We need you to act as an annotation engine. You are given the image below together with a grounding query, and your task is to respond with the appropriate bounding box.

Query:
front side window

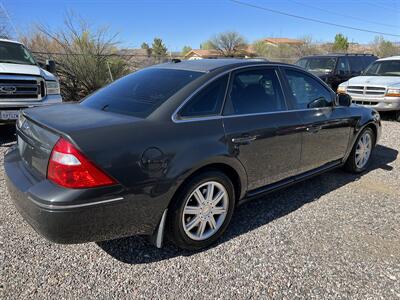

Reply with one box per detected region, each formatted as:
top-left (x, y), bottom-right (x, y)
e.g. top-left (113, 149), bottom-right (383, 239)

top-left (81, 68), bottom-right (203, 118)
top-left (285, 69), bottom-right (333, 109)
top-left (179, 74), bottom-right (229, 118)
top-left (224, 68), bottom-right (286, 115)
top-left (0, 41), bottom-right (36, 65)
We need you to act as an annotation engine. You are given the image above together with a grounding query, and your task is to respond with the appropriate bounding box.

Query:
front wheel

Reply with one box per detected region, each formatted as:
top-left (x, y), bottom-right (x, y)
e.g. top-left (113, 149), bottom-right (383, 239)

top-left (344, 128), bottom-right (375, 173)
top-left (167, 171), bottom-right (235, 250)
top-left (395, 111), bottom-right (400, 122)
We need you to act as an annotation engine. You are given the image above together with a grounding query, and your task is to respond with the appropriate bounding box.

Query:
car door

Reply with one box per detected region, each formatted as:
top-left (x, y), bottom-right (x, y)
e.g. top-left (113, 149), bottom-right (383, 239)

top-left (282, 67), bottom-right (353, 173)
top-left (222, 66), bottom-right (303, 191)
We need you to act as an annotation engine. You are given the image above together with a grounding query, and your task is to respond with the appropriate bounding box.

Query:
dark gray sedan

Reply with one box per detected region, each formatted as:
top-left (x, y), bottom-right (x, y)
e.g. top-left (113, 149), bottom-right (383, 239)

top-left (5, 59), bottom-right (381, 250)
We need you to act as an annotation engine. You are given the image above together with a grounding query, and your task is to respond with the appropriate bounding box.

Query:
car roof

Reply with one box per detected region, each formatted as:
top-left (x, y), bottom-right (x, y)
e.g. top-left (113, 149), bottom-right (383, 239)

top-left (153, 58), bottom-right (288, 73)
top-left (376, 56), bottom-right (400, 61)
top-left (0, 38), bottom-right (22, 45)
top-left (299, 53), bottom-right (377, 59)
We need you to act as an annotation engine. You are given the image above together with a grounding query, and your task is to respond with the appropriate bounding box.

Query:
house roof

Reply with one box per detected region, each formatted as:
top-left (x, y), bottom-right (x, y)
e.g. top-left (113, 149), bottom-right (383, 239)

top-left (184, 47), bottom-right (257, 59)
top-left (184, 49), bottom-right (220, 58)
top-left (264, 38), bottom-right (304, 45)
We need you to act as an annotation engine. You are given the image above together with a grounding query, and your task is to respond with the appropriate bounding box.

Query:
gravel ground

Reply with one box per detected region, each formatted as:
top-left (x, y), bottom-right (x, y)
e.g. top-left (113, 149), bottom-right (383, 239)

top-left (1, 119), bottom-right (399, 299)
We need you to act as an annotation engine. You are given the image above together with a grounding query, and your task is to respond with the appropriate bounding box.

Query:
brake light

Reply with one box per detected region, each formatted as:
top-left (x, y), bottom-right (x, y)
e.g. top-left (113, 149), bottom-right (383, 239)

top-left (47, 138), bottom-right (116, 188)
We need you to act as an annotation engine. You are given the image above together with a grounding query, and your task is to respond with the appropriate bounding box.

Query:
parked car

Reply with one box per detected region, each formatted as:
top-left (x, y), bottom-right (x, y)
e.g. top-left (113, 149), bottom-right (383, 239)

top-left (5, 59), bottom-right (381, 250)
top-left (338, 56), bottom-right (400, 121)
top-left (0, 38), bottom-right (62, 123)
top-left (295, 53), bottom-right (378, 91)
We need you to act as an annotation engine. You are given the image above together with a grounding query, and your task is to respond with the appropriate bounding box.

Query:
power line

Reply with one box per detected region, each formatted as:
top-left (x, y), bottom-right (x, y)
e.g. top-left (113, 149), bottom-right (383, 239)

top-left (288, 0), bottom-right (398, 29)
top-left (228, 0), bottom-right (400, 38)
top-left (365, 1), bottom-right (400, 12)
top-left (0, 2), bottom-right (19, 38)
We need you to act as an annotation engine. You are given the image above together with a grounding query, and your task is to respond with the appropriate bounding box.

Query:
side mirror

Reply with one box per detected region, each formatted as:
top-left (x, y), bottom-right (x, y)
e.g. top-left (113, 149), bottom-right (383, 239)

top-left (337, 94), bottom-right (351, 107)
top-left (308, 97), bottom-right (332, 109)
top-left (46, 60), bottom-right (56, 74)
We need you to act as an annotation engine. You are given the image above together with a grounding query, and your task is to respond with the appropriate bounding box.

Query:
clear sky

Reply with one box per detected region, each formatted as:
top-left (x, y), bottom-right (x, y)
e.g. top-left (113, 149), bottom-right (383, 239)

top-left (3, 0), bottom-right (400, 51)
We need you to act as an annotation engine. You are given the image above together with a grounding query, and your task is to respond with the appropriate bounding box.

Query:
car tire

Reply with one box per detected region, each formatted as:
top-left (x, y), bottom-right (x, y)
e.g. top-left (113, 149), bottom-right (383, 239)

top-left (344, 127), bottom-right (375, 173)
top-left (167, 170), bottom-right (235, 250)
top-left (395, 111), bottom-right (400, 122)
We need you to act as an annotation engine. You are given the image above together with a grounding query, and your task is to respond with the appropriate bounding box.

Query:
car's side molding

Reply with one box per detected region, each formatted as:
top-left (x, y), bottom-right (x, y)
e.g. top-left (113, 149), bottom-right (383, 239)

top-left (243, 159), bottom-right (343, 204)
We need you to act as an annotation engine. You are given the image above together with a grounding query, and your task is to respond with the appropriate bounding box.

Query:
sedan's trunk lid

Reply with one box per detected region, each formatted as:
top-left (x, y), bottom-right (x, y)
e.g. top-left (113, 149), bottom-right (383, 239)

top-left (17, 103), bottom-right (144, 179)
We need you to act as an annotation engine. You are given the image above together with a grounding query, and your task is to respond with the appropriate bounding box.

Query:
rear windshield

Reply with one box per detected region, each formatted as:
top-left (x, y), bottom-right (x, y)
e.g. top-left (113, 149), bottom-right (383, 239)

top-left (81, 68), bottom-right (203, 118)
top-left (296, 57), bottom-right (337, 73)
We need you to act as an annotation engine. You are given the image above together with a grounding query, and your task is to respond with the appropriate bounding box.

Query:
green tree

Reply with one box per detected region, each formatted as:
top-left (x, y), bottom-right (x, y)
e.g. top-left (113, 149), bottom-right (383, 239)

top-left (141, 42), bottom-right (152, 57)
top-left (373, 36), bottom-right (400, 57)
top-left (181, 45), bottom-right (192, 56)
top-left (332, 33), bottom-right (349, 52)
top-left (204, 31), bottom-right (247, 57)
top-left (152, 38), bottom-right (168, 58)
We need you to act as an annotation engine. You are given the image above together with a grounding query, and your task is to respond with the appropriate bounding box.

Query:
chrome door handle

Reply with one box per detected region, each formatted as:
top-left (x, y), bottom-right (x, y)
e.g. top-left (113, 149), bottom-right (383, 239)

top-left (231, 135), bottom-right (257, 145)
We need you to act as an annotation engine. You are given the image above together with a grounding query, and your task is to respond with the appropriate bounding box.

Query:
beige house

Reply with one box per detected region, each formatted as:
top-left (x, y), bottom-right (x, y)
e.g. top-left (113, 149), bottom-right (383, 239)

top-left (184, 49), bottom-right (221, 60)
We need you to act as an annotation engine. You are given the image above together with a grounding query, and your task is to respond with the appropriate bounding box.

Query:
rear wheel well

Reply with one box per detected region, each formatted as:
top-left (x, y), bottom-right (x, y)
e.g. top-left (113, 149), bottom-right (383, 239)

top-left (173, 164), bottom-right (242, 205)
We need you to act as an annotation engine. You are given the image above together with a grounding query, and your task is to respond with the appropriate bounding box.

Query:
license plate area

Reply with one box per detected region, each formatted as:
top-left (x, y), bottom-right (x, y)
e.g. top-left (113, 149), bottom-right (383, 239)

top-left (1, 110), bottom-right (19, 120)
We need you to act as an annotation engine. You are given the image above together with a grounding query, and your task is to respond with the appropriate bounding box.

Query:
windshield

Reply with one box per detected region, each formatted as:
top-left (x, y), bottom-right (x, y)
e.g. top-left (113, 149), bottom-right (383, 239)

top-left (0, 41), bottom-right (37, 65)
top-left (296, 57), bottom-right (337, 73)
top-left (81, 68), bottom-right (203, 118)
top-left (364, 60), bottom-right (400, 76)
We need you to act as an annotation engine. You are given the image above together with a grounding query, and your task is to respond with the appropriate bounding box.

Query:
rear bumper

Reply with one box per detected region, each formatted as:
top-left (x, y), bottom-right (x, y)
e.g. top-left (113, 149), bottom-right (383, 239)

top-left (350, 95), bottom-right (400, 111)
top-left (4, 147), bottom-right (168, 244)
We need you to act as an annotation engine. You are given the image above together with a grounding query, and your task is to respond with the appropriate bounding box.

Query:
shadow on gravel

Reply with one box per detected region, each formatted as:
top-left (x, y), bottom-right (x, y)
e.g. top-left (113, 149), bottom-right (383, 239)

top-left (98, 144), bottom-right (398, 264)
top-left (0, 124), bottom-right (16, 147)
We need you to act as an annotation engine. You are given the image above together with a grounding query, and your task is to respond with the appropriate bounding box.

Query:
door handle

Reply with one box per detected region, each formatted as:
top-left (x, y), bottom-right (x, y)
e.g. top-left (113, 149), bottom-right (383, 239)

top-left (231, 135), bottom-right (257, 145)
top-left (306, 126), bottom-right (322, 134)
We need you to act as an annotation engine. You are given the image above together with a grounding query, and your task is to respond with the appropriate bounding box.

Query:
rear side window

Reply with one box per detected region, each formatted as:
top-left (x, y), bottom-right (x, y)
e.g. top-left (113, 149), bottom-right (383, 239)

top-left (224, 68), bottom-right (286, 115)
top-left (362, 56), bottom-right (377, 69)
top-left (179, 75), bottom-right (229, 118)
top-left (81, 68), bottom-right (202, 118)
top-left (348, 56), bottom-right (365, 74)
top-left (285, 69), bottom-right (333, 109)
top-left (296, 59), bottom-right (307, 68)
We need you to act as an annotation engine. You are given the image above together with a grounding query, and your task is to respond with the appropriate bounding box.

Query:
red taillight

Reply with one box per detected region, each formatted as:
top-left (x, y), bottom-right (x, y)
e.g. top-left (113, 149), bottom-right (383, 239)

top-left (47, 138), bottom-right (116, 189)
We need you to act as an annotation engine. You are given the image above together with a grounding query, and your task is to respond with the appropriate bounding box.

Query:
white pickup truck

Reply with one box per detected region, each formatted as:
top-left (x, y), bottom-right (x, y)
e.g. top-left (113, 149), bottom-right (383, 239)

top-left (338, 56), bottom-right (400, 121)
top-left (0, 38), bottom-right (62, 123)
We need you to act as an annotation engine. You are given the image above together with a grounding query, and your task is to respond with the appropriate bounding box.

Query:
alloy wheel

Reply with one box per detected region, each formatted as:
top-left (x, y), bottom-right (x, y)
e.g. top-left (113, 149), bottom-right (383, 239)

top-left (182, 181), bottom-right (229, 241)
top-left (355, 131), bottom-right (372, 169)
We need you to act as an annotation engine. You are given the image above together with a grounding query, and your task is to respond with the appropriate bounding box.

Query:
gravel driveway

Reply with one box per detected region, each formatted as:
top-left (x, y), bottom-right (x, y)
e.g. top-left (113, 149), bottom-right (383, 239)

top-left (1, 120), bottom-right (399, 299)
